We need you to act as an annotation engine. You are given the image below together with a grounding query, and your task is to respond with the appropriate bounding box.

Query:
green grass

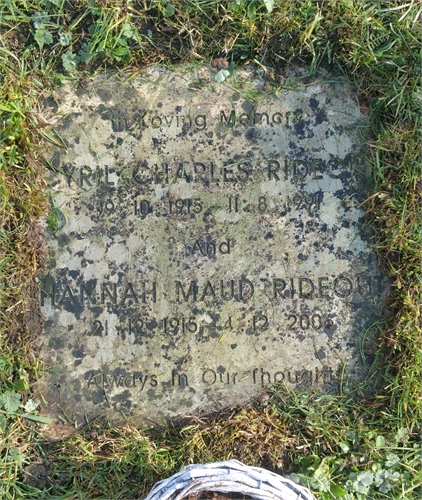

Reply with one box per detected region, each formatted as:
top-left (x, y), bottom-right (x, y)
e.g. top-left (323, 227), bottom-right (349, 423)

top-left (1, 0), bottom-right (421, 499)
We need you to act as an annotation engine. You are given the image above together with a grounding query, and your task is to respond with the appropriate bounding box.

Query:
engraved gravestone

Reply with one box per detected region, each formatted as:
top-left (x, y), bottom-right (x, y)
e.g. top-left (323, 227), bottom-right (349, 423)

top-left (39, 67), bottom-right (385, 428)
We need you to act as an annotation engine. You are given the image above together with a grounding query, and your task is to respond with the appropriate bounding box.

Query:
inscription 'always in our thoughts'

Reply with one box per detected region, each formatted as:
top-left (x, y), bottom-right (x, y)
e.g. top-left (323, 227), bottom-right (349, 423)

top-left (86, 366), bottom-right (337, 394)
top-left (80, 365), bottom-right (338, 419)
top-left (39, 70), bottom-right (383, 427)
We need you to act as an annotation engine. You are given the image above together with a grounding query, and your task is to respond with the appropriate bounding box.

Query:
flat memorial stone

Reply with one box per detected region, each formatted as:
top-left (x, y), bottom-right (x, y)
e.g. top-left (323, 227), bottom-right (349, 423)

top-left (39, 67), bottom-right (386, 429)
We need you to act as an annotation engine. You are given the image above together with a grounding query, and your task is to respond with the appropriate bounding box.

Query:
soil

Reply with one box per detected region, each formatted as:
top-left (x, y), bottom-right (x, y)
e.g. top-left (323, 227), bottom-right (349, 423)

top-left (22, 463), bottom-right (49, 490)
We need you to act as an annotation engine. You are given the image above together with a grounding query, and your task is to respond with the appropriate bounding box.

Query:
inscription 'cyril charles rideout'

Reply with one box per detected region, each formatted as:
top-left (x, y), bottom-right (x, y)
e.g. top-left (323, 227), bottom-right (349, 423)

top-left (39, 67), bottom-right (385, 429)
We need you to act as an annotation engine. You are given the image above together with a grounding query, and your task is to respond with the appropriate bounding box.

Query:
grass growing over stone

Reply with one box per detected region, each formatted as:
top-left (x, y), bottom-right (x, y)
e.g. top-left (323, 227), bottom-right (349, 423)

top-left (0, 1), bottom-right (421, 498)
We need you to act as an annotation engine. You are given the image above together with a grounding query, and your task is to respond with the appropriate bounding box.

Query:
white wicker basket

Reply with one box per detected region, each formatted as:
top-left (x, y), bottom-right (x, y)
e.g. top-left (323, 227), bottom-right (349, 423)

top-left (144, 460), bottom-right (315, 500)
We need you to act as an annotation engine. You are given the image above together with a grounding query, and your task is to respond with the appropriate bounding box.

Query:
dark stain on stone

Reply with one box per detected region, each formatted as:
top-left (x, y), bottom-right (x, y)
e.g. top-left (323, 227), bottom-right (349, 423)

top-left (87, 388), bottom-right (104, 406)
top-left (178, 122), bottom-right (190, 137)
top-left (161, 379), bottom-right (172, 389)
top-left (64, 298), bottom-right (84, 319)
top-left (72, 379), bottom-right (81, 393)
top-left (315, 110), bottom-right (328, 125)
top-left (98, 103), bottom-right (113, 120)
top-left (147, 318), bottom-right (159, 331)
top-left (49, 336), bottom-right (65, 349)
top-left (61, 114), bottom-right (82, 133)
top-left (44, 96), bottom-right (59, 113)
top-left (295, 118), bottom-right (311, 138)
top-left (147, 388), bottom-right (159, 399)
top-left (245, 128), bottom-right (258, 142)
top-left (90, 306), bottom-right (103, 316)
top-left (317, 348), bottom-right (327, 359)
top-left (97, 88), bottom-right (113, 102)
top-left (309, 98), bottom-right (319, 110)
top-left (44, 318), bottom-right (54, 329)
top-left (58, 234), bottom-right (71, 246)
top-left (112, 390), bottom-right (132, 409)
top-left (241, 101), bottom-right (254, 113)
top-left (50, 154), bottom-right (61, 169)
top-left (72, 346), bottom-right (85, 359)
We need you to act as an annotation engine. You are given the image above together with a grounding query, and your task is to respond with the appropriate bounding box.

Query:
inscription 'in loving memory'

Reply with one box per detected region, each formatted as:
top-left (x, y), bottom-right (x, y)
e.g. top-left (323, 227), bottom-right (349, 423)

top-left (100, 107), bottom-right (312, 132)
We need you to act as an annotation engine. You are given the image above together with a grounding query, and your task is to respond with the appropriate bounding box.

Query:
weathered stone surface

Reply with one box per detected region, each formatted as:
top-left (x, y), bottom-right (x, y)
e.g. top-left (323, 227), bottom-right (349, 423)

top-left (39, 66), bottom-right (386, 429)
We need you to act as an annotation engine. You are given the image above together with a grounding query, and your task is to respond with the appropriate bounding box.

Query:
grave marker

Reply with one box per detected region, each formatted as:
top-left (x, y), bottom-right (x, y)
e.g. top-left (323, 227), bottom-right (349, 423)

top-left (39, 67), bottom-right (385, 429)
